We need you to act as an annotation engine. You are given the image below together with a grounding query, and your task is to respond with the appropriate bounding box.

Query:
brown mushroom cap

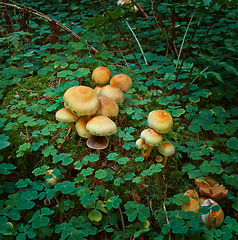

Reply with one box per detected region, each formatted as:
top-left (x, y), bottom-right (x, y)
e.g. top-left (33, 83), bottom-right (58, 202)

top-left (99, 85), bottom-right (124, 103)
top-left (92, 66), bottom-right (111, 85)
top-left (75, 117), bottom-right (92, 139)
top-left (147, 110), bottom-right (173, 133)
top-left (86, 116), bottom-right (117, 136)
top-left (55, 108), bottom-right (78, 122)
top-left (63, 86), bottom-right (100, 116)
top-left (95, 97), bottom-right (119, 117)
top-left (110, 74), bottom-right (132, 92)
top-left (158, 142), bottom-right (175, 156)
top-left (87, 135), bottom-right (109, 150)
top-left (140, 129), bottom-right (163, 146)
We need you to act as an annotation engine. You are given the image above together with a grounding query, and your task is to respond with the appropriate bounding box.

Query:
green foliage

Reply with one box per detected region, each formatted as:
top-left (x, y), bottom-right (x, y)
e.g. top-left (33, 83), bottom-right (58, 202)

top-left (0, 0), bottom-right (237, 239)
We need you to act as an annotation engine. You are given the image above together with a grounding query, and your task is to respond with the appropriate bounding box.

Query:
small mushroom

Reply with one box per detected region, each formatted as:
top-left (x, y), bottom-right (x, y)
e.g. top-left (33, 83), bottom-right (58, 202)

top-left (201, 198), bottom-right (224, 229)
top-left (147, 110), bottom-right (173, 133)
top-left (87, 135), bottom-right (109, 155)
top-left (75, 117), bottom-right (92, 139)
top-left (63, 85), bottom-right (100, 116)
top-left (86, 116), bottom-right (117, 156)
top-left (140, 129), bottom-right (163, 160)
top-left (99, 85), bottom-right (124, 103)
top-left (45, 169), bottom-right (58, 186)
top-left (92, 66), bottom-right (111, 85)
top-left (110, 73), bottom-right (132, 92)
top-left (181, 189), bottom-right (200, 213)
top-left (55, 107), bottom-right (78, 132)
top-left (95, 97), bottom-right (119, 117)
top-left (158, 142), bottom-right (175, 167)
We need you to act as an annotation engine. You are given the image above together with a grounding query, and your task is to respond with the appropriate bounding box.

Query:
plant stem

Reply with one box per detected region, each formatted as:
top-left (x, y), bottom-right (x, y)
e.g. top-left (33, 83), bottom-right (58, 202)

top-left (0, 1), bottom-right (81, 41)
top-left (125, 20), bottom-right (148, 66)
top-left (176, 8), bottom-right (196, 69)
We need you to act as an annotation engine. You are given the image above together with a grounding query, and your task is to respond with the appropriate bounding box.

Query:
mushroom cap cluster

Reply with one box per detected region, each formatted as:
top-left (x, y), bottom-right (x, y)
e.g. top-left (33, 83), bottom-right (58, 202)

top-left (136, 109), bottom-right (175, 164)
top-left (55, 66), bottom-right (133, 152)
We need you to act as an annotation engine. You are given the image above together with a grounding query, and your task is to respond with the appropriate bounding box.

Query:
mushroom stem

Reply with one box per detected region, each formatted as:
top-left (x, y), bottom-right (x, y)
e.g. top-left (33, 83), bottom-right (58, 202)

top-left (162, 156), bottom-right (168, 167)
top-left (141, 148), bottom-right (146, 158)
top-left (144, 146), bottom-right (153, 159)
top-left (96, 149), bottom-right (101, 156)
top-left (69, 122), bottom-right (77, 133)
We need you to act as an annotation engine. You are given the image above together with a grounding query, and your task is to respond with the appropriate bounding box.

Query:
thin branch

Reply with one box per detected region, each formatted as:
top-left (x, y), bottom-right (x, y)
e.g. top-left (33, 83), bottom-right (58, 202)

top-left (0, 1), bottom-right (81, 41)
top-left (98, 0), bottom-right (141, 69)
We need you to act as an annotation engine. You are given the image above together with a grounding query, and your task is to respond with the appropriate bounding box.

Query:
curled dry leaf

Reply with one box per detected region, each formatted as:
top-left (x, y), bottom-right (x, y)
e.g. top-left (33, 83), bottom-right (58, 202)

top-left (195, 177), bottom-right (228, 202)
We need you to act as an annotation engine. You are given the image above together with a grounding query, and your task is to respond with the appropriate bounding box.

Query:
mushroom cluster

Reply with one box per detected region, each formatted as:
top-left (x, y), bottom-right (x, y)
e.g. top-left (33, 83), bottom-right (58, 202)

top-left (55, 66), bottom-right (133, 154)
top-left (181, 188), bottom-right (225, 229)
top-left (136, 110), bottom-right (175, 166)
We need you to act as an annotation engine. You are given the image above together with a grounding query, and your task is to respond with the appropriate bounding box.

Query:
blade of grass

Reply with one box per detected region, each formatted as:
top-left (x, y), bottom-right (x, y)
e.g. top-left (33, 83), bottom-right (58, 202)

top-left (125, 20), bottom-right (148, 66)
top-left (176, 8), bottom-right (196, 69)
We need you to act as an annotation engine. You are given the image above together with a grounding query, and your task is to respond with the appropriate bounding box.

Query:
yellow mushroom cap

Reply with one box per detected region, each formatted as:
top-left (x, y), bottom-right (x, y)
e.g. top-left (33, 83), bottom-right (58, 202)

top-left (63, 86), bottom-right (100, 116)
top-left (136, 138), bottom-right (144, 149)
top-left (45, 169), bottom-right (58, 185)
top-left (158, 142), bottom-right (175, 156)
top-left (184, 189), bottom-right (199, 199)
top-left (86, 116), bottom-right (117, 136)
top-left (94, 86), bottom-right (103, 96)
top-left (92, 66), bottom-right (111, 85)
top-left (99, 85), bottom-right (124, 103)
top-left (140, 129), bottom-right (163, 146)
top-left (75, 117), bottom-right (92, 139)
top-left (95, 97), bottom-right (119, 117)
top-left (110, 74), bottom-right (132, 92)
top-left (181, 197), bottom-right (200, 213)
top-left (147, 110), bottom-right (173, 133)
top-left (55, 108), bottom-right (78, 122)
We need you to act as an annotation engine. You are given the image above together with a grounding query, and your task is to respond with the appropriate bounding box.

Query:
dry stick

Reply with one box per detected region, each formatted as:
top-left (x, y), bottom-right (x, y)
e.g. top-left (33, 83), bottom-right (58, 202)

top-left (0, 1), bottom-right (81, 41)
top-left (178, 23), bottom-right (213, 102)
top-left (13, 6), bottom-right (24, 53)
top-left (0, 27), bottom-right (16, 55)
top-left (150, 0), bottom-right (175, 55)
top-left (117, 45), bottom-right (130, 67)
top-left (131, 0), bottom-right (157, 29)
top-left (163, 182), bottom-right (171, 240)
top-left (98, 0), bottom-right (141, 69)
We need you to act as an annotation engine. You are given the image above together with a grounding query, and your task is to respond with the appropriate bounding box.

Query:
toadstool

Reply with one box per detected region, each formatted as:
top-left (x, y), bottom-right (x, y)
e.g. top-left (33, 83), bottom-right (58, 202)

top-left (55, 107), bottom-right (78, 132)
top-left (95, 97), bottom-right (119, 117)
top-left (140, 129), bottom-right (163, 159)
top-left (110, 73), bottom-right (132, 92)
top-left (63, 85), bottom-right (100, 116)
top-left (158, 142), bottom-right (175, 167)
top-left (147, 110), bottom-right (173, 133)
top-left (99, 85), bottom-right (124, 103)
top-left (92, 66), bottom-right (111, 85)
